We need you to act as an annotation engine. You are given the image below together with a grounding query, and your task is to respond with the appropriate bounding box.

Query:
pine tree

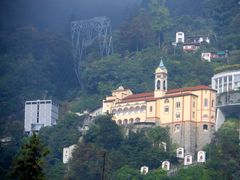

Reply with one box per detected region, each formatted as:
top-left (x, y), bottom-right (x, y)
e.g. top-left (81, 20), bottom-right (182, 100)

top-left (10, 133), bottom-right (49, 180)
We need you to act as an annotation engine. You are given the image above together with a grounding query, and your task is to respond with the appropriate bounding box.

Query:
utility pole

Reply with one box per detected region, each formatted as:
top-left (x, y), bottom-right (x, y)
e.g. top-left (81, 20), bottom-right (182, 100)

top-left (101, 151), bottom-right (106, 180)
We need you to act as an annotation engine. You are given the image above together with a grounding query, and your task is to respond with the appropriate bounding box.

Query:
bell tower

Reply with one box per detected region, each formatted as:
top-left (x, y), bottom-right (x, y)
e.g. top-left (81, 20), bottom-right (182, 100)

top-left (154, 58), bottom-right (168, 98)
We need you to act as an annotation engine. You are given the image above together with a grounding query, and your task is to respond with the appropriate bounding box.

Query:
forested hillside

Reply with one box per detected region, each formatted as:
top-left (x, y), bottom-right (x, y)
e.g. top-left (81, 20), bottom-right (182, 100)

top-left (0, 0), bottom-right (240, 179)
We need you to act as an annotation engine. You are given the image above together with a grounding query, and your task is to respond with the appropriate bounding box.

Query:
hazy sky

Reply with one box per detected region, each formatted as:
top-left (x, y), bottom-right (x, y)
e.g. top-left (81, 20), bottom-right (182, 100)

top-left (0, 0), bottom-right (141, 31)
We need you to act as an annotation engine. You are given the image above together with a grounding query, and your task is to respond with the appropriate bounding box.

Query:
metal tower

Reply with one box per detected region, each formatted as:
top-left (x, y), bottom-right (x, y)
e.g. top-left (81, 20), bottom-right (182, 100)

top-left (71, 16), bottom-right (113, 83)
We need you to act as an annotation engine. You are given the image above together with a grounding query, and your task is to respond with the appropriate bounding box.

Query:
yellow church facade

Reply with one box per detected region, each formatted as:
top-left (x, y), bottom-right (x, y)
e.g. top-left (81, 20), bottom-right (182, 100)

top-left (102, 60), bottom-right (216, 154)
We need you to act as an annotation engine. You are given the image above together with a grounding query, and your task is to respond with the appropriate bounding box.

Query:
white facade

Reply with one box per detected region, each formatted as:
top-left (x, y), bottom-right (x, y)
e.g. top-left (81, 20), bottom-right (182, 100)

top-left (140, 166), bottom-right (149, 175)
top-left (162, 161), bottom-right (170, 170)
top-left (197, 151), bottom-right (206, 163)
top-left (184, 155), bottom-right (193, 165)
top-left (176, 147), bottom-right (184, 158)
top-left (183, 43), bottom-right (200, 52)
top-left (24, 100), bottom-right (58, 134)
top-left (211, 70), bottom-right (240, 94)
top-left (176, 32), bottom-right (185, 43)
top-left (201, 53), bottom-right (211, 62)
top-left (63, 144), bottom-right (77, 164)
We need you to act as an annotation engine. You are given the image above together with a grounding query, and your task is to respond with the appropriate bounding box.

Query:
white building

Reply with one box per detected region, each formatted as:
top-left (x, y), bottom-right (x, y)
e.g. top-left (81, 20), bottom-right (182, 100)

top-left (201, 52), bottom-right (212, 62)
top-left (197, 151), bottom-right (206, 163)
top-left (63, 144), bottom-right (77, 164)
top-left (184, 155), bottom-right (193, 165)
top-left (162, 161), bottom-right (170, 170)
top-left (176, 32), bottom-right (185, 43)
top-left (182, 43), bottom-right (200, 52)
top-left (186, 35), bottom-right (210, 44)
top-left (24, 100), bottom-right (58, 134)
top-left (140, 166), bottom-right (149, 175)
top-left (176, 147), bottom-right (184, 159)
top-left (201, 51), bottom-right (228, 62)
top-left (211, 70), bottom-right (240, 94)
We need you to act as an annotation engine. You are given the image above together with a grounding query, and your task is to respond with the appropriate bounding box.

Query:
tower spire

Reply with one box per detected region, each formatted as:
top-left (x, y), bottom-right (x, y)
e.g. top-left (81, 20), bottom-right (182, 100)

top-left (154, 57), bottom-right (168, 98)
top-left (159, 57), bottom-right (165, 69)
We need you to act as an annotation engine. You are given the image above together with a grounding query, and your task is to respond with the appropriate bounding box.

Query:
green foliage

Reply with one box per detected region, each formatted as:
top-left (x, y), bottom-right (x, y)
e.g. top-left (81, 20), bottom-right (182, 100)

top-left (67, 115), bottom-right (174, 179)
top-left (84, 114), bottom-right (123, 150)
top-left (206, 119), bottom-right (240, 179)
top-left (10, 134), bottom-right (49, 180)
top-left (68, 143), bottom-right (105, 180)
top-left (0, 27), bottom-right (77, 117)
top-left (171, 165), bottom-right (211, 180)
top-left (214, 64), bottom-right (240, 74)
top-left (115, 165), bottom-right (142, 180)
top-left (148, 0), bottom-right (172, 47)
top-left (116, 9), bottom-right (155, 52)
top-left (38, 113), bottom-right (85, 180)
top-left (69, 94), bottom-right (102, 113)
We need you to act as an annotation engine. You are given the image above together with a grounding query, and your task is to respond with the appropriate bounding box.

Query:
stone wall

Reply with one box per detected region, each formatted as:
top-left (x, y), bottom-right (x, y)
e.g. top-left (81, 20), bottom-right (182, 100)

top-left (166, 122), bottom-right (214, 156)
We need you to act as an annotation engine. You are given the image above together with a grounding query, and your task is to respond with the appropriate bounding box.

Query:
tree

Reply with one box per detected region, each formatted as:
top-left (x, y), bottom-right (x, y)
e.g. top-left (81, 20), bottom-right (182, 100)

top-left (116, 9), bottom-right (155, 52)
top-left (84, 114), bottom-right (123, 150)
top-left (10, 133), bottom-right (49, 180)
top-left (148, 0), bottom-right (171, 48)
top-left (68, 143), bottom-right (107, 180)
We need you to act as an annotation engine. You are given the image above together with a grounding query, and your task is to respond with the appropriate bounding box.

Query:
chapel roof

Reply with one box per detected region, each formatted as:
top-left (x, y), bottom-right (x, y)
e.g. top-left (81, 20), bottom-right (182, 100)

top-left (117, 85), bottom-right (214, 104)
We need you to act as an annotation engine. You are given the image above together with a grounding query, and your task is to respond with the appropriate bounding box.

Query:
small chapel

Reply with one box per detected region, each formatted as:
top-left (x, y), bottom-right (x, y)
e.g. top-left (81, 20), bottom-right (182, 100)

top-left (102, 59), bottom-right (216, 154)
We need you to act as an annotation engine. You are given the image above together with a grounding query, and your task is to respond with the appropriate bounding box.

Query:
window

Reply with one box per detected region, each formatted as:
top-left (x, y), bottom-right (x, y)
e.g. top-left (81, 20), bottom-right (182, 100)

top-left (193, 101), bottom-right (195, 108)
top-left (164, 106), bottom-right (169, 113)
top-left (164, 99), bottom-right (169, 103)
top-left (176, 112), bottom-right (180, 119)
top-left (192, 112), bottom-right (195, 119)
top-left (203, 114), bottom-right (208, 120)
top-left (157, 80), bottom-right (161, 90)
top-left (174, 124), bottom-right (181, 132)
top-left (163, 81), bottom-right (166, 90)
top-left (204, 99), bottom-right (208, 107)
top-left (176, 102), bottom-right (181, 109)
top-left (150, 106), bottom-right (153, 113)
top-left (211, 100), bottom-right (214, 107)
top-left (203, 124), bottom-right (208, 130)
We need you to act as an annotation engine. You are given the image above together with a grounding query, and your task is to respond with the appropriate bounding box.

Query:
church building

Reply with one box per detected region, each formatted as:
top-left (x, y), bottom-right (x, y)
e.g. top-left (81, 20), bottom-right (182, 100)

top-left (102, 60), bottom-right (216, 155)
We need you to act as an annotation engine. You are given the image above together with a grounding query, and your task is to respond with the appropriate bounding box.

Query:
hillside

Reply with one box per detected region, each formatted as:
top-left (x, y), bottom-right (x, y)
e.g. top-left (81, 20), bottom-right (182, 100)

top-left (0, 0), bottom-right (240, 179)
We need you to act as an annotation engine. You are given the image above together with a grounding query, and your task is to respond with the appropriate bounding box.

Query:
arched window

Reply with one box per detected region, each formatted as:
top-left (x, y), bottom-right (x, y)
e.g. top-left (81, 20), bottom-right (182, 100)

top-left (129, 118), bottom-right (134, 124)
top-left (203, 124), bottom-right (208, 130)
top-left (164, 99), bottom-right (169, 103)
top-left (211, 100), bottom-right (214, 107)
top-left (123, 119), bottom-right (128, 125)
top-left (117, 120), bottom-right (122, 125)
top-left (157, 80), bottom-right (161, 90)
top-left (203, 114), bottom-right (208, 120)
top-left (163, 80), bottom-right (166, 90)
top-left (174, 124), bottom-right (181, 132)
top-left (135, 118), bottom-right (140, 123)
top-left (204, 98), bottom-right (208, 107)
top-left (149, 106), bottom-right (153, 113)
top-left (135, 106), bottom-right (140, 113)
top-left (129, 107), bottom-right (134, 114)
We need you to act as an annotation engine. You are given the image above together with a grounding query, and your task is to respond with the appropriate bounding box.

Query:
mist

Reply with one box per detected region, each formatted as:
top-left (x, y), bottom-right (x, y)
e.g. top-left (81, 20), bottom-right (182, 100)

top-left (0, 0), bottom-right (141, 32)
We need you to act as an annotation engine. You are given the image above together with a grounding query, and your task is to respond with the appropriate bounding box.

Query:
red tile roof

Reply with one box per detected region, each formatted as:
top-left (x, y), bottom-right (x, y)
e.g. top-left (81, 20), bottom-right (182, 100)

top-left (166, 85), bottom-right (214, 94)
top-left (118, 92), bottom-right (154, 103)
top-left (123, 92), bottom-right (154, 100)
top-left (160, 92), bottom-right (197, 99)
top-left (113, 85), bottom-right (214, 104)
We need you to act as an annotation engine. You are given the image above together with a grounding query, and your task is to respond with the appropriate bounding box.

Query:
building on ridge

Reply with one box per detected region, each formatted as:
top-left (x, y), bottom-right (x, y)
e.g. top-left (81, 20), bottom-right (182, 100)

top-left (24, 100), bottom-right (59, 134)
top-left (102, 59), bottom-right (216, 155)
